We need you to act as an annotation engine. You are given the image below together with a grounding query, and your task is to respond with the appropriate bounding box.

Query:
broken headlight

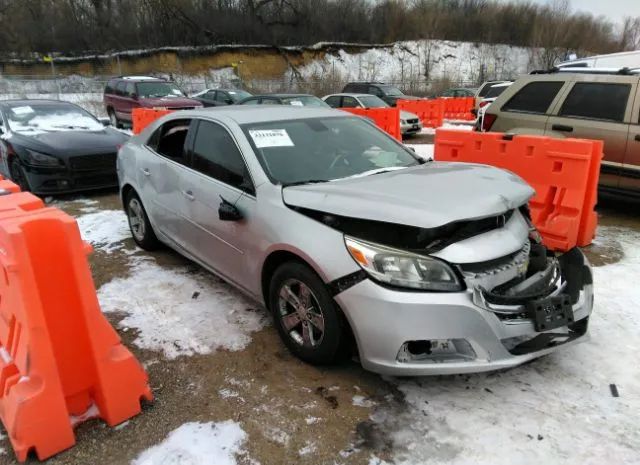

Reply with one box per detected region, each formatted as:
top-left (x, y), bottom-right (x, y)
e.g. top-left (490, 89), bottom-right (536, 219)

top-left (345, 236), bottom-right (462, 291)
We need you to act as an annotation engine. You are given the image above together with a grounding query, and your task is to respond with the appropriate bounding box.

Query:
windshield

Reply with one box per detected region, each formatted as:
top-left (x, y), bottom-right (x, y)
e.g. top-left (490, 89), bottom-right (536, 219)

top-left (4, 102), bottom-right (103, 134)
top-left (381, 86), bottom-right (404, 97)
top-left (280, 96), bottom-right (330, 107)
top-left (358, 95), bottom-right (389, 108)
top-left (137, 82), bottom-right (185, 98)
top-left (228, 90), bottom-right (252, 102)
top-left (243, 117), bottom-right (420, 185)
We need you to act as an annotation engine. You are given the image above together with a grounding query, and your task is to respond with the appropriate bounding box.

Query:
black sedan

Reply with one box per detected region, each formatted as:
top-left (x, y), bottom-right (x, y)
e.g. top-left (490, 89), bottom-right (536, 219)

top-left (0, 100), bottom-right (129, 195)
top-left (190, 88), bottom-right (252, 107)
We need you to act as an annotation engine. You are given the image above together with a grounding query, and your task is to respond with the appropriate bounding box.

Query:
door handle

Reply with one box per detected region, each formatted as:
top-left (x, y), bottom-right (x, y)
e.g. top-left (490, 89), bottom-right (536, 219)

top-left (635, 134), bottom-right (640, 142)
top-left (183, 190), bottom-right (195, 201)
top-left (552, 124), bottom-right (573, 133)
top-left (141, 168), bottom-right (151, 176)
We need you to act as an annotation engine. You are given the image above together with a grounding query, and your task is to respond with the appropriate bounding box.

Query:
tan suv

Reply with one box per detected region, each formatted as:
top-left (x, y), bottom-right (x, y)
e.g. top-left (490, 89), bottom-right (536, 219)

top-left (479, 68), bottom-right (640, 194)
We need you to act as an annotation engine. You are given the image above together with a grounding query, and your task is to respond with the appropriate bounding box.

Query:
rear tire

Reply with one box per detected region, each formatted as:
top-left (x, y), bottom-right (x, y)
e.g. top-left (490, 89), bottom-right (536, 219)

top-left (125, 190), bottom-right (160, 250)
top-left (9, 158), bottom-right (31, 192)
top-left (269, 261), bottom-right (349, 365)
top-left (108, 108), bottom-right (123, 129)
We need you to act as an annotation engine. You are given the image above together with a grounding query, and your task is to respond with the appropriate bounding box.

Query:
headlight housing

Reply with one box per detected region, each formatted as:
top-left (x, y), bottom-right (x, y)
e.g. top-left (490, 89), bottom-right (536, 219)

top-left (345, 236), bottom-right (463, 291)
top-left (23, 149), bottom-right (62, 167)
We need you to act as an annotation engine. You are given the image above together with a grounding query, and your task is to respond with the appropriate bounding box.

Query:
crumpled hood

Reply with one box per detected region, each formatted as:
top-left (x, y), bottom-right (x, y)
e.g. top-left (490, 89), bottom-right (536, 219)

top-left (283, 163), bottom-right (534, 229)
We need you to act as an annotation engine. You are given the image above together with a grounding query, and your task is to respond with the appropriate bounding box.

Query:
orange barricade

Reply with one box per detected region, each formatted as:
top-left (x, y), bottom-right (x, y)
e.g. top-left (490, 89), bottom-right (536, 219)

top-left (132, 107), bottom-right (174, 135)
top-left (0, 180), bottom-right (21, 194)
top-left (397, 99), bottom-right (444, 128)
top-left (0, 194), bottom-right (152, 461)
top-left (442, 97), bottom-right (475, 121)
top-left (341, 107), bottom-right (401, 140)
top-left (434, 129), bottom-right (603, 251)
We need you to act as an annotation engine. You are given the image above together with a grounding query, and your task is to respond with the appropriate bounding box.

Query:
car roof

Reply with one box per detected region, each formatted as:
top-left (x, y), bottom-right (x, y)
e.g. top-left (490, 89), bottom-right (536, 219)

top-left (112, 76), bottom-right (165, 82)
top-left (162, 105), bottom-right (351, 125)
top-left (325, 93), bottom-right (372, 98)
top-left (248, 94), bottom-right (316, 98)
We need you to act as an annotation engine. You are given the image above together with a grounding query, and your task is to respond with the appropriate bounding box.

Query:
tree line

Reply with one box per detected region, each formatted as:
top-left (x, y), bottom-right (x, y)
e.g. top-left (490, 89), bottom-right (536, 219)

top-left (0, 0), bottom-right (637, 61)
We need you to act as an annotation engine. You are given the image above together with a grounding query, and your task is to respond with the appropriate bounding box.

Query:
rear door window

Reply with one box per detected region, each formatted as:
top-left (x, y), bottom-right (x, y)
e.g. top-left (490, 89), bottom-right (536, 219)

top-left (105, 80), bottom-right (117, 94)
top-left (502, 81), bottom-right (564, 114)
top-left (115, 82), bottom-right (126, 97)
top-left (125, 82), bottom-right (136, 98)
top-left (324, 96), bottom-right (341, 108)
top-left (215, 91), bottom-right (229, 103)
top-left (559, 83), bottom-right (631, 122)
top-left (191, 120), bottom-right (253, 193)
top-left (150, 119), bottom-right (192, 166)
top-left (342, 96), bottom-right (359, 108)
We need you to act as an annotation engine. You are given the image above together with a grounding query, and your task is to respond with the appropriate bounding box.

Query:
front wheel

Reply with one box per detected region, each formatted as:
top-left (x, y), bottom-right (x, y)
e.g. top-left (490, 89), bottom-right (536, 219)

top-left (269, 261), bottom-right (350, 365)
top-left (125, 191), bottom-right (160, 250)
top-left (9, 158), bottom-right (31, 192)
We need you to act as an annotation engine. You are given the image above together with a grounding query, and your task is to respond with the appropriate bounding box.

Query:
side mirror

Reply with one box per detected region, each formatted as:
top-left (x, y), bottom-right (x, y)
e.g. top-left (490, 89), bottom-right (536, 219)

top-left (219, 196), bottom-right (243, 221)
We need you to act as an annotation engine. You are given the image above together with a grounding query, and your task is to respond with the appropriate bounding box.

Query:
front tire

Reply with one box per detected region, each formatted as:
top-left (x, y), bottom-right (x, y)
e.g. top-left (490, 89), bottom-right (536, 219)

top-left (9, 158), bottom-right (31, 192)
top-left (269, 261), bottom-right (349, 365)
top-left (125, 190), bottom-right (160, 250)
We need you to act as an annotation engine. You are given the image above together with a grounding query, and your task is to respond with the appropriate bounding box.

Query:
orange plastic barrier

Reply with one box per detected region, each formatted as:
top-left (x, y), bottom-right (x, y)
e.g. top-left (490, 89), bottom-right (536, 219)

top-left (0, 194), bottom-right (152, 461)
top-left (341, 107), bottom-right (401, 140)
top-left (434, 129), bottom-right (603, 251)
top-left (442, 97), bottom-right (475, 121)
top-left (397, 99), bottom-right (444, 128)
top-left (0, 180), bottom-right (21, 194)
top-left (132, 107), bottom-right (174, 134)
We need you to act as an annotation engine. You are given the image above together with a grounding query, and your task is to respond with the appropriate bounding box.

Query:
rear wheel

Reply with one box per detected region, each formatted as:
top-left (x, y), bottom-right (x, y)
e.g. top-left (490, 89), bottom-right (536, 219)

top-left (108, 108), bottom-right (122, 129)
top-left (9, 158), bottom-right (31, 192)
top-left (269, 261), bottom-right (349, 365)
top-left (125, 190), bottom-right (160, 250)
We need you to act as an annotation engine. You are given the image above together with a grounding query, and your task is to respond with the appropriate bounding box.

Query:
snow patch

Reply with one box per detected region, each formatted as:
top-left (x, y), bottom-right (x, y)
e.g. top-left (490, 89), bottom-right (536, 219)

top-left (98, 258), bottom-right (268, 359)
top-left (299, 441), bottom-right (318, 456)
top-left (352, 395), bottom-right (376, 408)
top-left (132, 421), bottom-right (248, 465)
top-left (76, 209), bottom-right (130, 253)
top-left (405, 144), bottom-right (434, 161)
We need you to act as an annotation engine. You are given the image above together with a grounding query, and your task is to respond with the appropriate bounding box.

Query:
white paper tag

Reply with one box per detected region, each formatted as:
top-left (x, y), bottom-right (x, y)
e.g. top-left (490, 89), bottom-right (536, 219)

top-left (289, 101), bottom-right (304, 107)
top-left (249, 129), bottom-right (294, 148)
top-left (11, 106), bottom-right (34, 115)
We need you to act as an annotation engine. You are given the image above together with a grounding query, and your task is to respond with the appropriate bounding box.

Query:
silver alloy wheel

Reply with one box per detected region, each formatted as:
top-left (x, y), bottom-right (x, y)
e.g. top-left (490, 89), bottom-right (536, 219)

top-left (278, 279), bottom-right (325, 348)
top-left (128, 198), bottom-right (146, 242)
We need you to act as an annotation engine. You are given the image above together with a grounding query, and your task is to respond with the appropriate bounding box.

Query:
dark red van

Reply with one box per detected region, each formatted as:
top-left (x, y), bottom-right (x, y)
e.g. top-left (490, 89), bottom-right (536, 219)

top-left (104, 76), bottom-right (202, 128)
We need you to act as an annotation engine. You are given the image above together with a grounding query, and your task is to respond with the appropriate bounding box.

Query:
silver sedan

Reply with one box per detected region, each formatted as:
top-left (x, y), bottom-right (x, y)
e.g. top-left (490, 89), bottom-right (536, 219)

top-left (118, 106), bottom-right (593, 375)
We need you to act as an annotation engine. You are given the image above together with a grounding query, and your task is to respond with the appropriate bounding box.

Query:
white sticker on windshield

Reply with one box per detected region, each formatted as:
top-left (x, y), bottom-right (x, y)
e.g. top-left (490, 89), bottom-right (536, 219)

top-left (289, 100), bottom-right (304, 107)
top-left (249, 129), bottom-right (294, 148)
top-left (11, 106), bottom-right (34, 115)
top-left (171, 89), bottom-right (182, 95)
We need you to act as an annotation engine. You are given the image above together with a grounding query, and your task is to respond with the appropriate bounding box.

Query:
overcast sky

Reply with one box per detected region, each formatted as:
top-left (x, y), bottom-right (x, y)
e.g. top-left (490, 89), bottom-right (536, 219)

top-left (501, 0), bottom-right (640, 25)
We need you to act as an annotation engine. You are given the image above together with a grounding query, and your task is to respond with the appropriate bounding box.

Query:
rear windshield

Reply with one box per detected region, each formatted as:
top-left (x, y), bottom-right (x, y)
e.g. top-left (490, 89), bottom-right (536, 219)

top-left (137, 82), bottom-right (185, 98)
top-left (280, 96), bottom-right (330, 107)
top-left (479, 82), bottom-right (503, 97)
top-left (380, 86), bottom-right (404, 97)
top-left (228, 90), bottom-right (252, 102)
top-left (358, 95), bottom-right (389, 108)
top-left (485, 84), bottom-right (511, 99)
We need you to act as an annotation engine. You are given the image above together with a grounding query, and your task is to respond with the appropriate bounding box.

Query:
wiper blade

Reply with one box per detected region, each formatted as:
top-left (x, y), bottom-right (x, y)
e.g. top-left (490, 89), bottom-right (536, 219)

top-left (282, 179), bottom-right (328, 187)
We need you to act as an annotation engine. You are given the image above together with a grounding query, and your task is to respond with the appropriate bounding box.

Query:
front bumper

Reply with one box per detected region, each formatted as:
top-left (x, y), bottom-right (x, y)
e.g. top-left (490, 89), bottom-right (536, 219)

top-left (335, 248), bottom-right (593, 376)
top-left (21, 155), bottom-right (118, 195)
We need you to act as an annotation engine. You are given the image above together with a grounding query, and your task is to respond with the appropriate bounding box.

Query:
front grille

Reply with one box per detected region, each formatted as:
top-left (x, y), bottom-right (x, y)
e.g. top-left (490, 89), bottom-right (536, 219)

top-left (69, 153), bottom-right (117, 171)
top-left (74, 173), bottom-right (118, 188)
top-left (407, 118), bottom-right (419, 124)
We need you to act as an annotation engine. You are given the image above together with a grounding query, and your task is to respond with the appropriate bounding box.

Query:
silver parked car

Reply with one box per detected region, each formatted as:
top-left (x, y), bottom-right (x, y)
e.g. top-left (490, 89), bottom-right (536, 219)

top-left (322, 93), bottom-right (423, 136)
top-left (118, 106), bottom-right (594, 375)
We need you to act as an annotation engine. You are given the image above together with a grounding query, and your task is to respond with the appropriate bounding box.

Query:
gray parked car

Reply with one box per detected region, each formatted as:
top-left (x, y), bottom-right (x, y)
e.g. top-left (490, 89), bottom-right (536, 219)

top-left (118, 106), bottom-right (594, 375)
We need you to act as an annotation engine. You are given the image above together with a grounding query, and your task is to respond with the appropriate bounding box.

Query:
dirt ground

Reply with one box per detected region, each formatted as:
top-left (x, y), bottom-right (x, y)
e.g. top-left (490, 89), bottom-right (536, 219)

top-left (0, 187), bottom-right (636, 465)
